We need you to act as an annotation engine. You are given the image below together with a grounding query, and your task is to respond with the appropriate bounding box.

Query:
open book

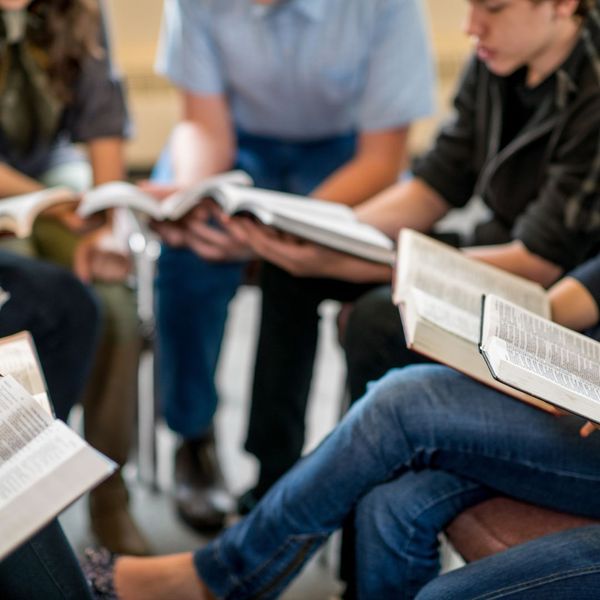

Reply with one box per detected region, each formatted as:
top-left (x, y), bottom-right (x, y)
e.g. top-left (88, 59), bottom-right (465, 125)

top-left (393, 229), bottom-right (558, 412)
top-left (0, 333), bottom-right (115, 560)
top-left (0, 187), bottom-right (78, 238)
top-left (78, 170), bottom-right (254, 222)
top-left (78, 174), bottom-right (396, 265)
top-left (480, 295), bottom-right (600, 423)
top-left (0, 331), bottom-right (52, 414)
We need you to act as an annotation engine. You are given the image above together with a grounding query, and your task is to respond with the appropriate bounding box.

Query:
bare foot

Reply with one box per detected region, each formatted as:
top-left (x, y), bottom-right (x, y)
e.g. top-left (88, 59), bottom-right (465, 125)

top-left (113, 553), bottom-right (216, 600)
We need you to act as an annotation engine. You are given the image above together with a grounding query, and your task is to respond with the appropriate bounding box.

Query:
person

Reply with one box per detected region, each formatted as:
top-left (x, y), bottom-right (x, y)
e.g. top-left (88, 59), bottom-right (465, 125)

top-left (225, 0), bottom-right (600, 504)
top-left (0, 0), bottom-right (148, 554)
top-left (86, 255), bottom-right (600, 598)
top-left (150, 0), bottom-right (436, 529)
top-left (0, 253), bottom-right (99, 600)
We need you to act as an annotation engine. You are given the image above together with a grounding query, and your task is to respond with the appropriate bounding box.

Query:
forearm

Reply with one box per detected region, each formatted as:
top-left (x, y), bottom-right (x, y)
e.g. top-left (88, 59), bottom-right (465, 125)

top-left (87, 137), bottom-right (126, 185)
top-left (464, 241), bottom-right (563, 287)
top-left (171, 93), bottom-right (236, 186)
top-left (318, 254), bottom-right (393, 283)
top-left (171, 121), bottom-right (235, 185)
top-left (0, 163), bottom-right (43, 197)
top-left (549, 277), bottom-right (599, 331)
top-left (312, 128), bottom-right (409, 206)
top-left (355, 178), bottom-right (450, 239)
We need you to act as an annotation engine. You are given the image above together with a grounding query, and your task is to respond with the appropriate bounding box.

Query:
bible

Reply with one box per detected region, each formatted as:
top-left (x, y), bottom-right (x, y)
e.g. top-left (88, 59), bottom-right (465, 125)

top-left (78, 173), bottom-right (395, 265)
top-left (77, 170), bottom-right (254, 222)
top-left (0, 187), bottom-right (78, 238)
top-left (393, 229), bottom-right (558, 412)
top-left (0, 332), bottom-right (115, 560)
top-left (480, 294), bottom-right (600, 423)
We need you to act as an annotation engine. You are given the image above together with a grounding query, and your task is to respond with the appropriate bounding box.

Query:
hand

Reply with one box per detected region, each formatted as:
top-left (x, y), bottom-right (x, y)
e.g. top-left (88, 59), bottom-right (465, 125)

top-left (580, 421), bottom-right (600, 437)
top-left (153, 200), bottom-right (254, 261)
top-left (43, 200), bottom-right (106, 235)
top-left (232, 218), bottom-right (392, 282)
top-left (73, 226), bottom-right (132, 283)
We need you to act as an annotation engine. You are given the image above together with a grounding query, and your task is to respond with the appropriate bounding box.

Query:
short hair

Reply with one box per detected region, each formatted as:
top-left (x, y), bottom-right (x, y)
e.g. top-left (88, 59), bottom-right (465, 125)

top-left (530, 0), bottom-right (596, 17)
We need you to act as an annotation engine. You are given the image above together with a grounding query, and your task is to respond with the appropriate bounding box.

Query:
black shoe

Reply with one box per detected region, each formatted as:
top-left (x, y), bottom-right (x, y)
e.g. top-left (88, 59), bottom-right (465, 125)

top-left (174, 430), bottom-right (234, 532)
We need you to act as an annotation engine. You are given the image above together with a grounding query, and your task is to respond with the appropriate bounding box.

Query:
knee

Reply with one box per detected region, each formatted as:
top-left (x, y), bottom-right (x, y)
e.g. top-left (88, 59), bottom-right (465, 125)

top-left (352, 365), bottom-right (433, 423)
top-left (50, 267), bottom-right (100, 333)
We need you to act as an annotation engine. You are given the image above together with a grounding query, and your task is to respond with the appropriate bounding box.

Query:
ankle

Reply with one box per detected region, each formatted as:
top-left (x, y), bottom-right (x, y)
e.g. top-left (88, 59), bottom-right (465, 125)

top-left (114, 553), bottom-right (214, 600)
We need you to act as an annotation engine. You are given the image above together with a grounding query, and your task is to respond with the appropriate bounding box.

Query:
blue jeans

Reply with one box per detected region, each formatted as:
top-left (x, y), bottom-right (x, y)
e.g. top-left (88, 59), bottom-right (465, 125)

top-left (153, 131), bottom-right (356, 437)
top-left (193, 365), bottom-right (600, 599)
top-left (417, 525), bottom-right (600, 599)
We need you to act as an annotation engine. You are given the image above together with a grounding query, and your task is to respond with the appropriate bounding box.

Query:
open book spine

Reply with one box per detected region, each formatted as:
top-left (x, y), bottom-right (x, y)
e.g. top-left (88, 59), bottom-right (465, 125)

top-left (397, 294), bottom-right (560, 414)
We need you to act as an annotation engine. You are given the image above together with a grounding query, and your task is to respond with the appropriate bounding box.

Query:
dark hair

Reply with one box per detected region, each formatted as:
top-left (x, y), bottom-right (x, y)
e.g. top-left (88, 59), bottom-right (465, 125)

top-left (25, 0), bottom-right (101, 102)
top-left (575, 0), bottom-right (596, 17)
top-left (530, 0), bottom-right (596, 17)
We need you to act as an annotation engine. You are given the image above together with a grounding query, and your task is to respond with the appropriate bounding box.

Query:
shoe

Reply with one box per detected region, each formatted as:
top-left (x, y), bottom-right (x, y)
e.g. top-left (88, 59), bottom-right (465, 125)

top-left (80, 547), bottom-right (118, 600)
top-left (174, 430), bottom-right (234, 532)
top-left (89, 472), bottom-right (152, 556)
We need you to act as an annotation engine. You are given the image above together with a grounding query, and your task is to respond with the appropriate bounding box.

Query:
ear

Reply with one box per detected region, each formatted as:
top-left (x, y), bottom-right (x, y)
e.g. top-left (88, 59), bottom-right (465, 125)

top-left (554, 0), bottom-right (582, 18)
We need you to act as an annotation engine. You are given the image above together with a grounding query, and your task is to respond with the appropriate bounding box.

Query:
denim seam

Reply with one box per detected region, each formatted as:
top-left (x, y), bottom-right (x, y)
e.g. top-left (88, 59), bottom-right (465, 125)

top-left (400, 479), bottom-right (486, 587)
top-left (223, 531), bottom-right (328, 599)
top-left (469, 564), bottom-right (600, 599)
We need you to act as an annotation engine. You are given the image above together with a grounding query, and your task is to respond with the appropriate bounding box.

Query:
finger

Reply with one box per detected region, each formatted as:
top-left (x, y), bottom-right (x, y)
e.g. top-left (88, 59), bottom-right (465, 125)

top-left (186, 219), bottom-right (234, 247)
top-left (221, 215), bottom-right (251, 244)
top-left (151, 221), bottom-right (186, 246)
top-left (183, 231), bottom-right (231, 261)
top-left (580, 422), bottom-right (599, 437)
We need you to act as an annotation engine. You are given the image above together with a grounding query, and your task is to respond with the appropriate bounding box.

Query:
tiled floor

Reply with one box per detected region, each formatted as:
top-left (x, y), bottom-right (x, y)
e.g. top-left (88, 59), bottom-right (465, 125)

top-left (61, 285), bottom-right (347, 598)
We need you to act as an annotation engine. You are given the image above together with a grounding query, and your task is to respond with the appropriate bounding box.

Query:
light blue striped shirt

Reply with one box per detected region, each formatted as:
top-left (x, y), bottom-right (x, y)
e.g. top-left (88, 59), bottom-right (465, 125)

top-left (156, 0), bottom-right (436, 140)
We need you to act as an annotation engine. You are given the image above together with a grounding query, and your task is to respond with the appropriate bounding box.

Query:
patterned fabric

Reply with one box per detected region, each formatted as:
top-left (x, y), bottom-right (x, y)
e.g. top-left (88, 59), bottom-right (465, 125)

top-left (80, 547), bottom-right (118, 600)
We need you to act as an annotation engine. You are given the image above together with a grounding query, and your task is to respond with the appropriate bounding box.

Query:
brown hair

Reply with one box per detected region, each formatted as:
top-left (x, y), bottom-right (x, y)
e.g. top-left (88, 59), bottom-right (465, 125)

top-left (25, 0), bottom-right (102, 102)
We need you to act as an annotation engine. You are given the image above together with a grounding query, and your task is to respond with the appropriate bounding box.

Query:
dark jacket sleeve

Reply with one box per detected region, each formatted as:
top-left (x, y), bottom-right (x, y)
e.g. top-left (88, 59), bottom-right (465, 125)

top-left (412, 56), bottom-right (480, 209)
top-left (67, 1), bottom-right (130, 142)
top-left (512, 92), bottom-right (600, 271)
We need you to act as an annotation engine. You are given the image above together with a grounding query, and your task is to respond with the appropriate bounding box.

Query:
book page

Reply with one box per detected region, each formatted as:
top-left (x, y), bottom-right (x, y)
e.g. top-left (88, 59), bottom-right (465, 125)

top-left (488, 338), bottom-right (600, 403)
top-left (162, 170), bottom-right (254, 220)
top-left (0, 187), bottom-right (77, 238)
top-left (482, 295), bottom-right (600, 385)
top-left (0, 376), bottom-right (114, 559)
top-left (411, 288), bottom-right (481, 342)
top-left (209, 184), bottom-right (395, 261)
top-left (396, 230), bottom-right (549, 316)
top-left (213, 184), bottom-right (355, 221)
top-left (0, 332), bottom-right (50, 413)
top-left (0, 376), bottom-right (53, 465)
top-left (78, 182), bottom-right (162, 220)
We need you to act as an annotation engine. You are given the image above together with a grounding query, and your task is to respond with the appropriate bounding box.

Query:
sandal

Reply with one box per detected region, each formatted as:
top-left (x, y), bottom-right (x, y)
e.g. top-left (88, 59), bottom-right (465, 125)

top-left (80, 546), bottom-right (119, 600)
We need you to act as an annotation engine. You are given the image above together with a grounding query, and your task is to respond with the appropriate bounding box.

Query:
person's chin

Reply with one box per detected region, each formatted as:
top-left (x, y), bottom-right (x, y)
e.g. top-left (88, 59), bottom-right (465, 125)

top-left (483, 58), bottom-right (518, 77)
